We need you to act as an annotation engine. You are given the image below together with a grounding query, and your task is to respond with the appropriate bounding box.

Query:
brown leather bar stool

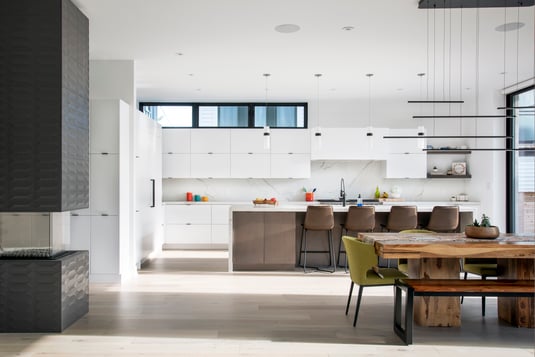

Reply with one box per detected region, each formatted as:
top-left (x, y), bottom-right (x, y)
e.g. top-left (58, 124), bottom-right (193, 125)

top-left (298, 205), bottom-right (335, 273)
top-left (337, 206), bottom-right (376, 272)
top-left (380, 206), bottom-right (417, 267)
top-left (383, 206), bottom-right (418, 232)
top-left (426, 206), bottom-right (459, 232)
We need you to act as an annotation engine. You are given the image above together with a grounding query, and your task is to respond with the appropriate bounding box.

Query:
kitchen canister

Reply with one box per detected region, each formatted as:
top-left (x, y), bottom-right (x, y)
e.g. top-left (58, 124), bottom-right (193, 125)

top-left (194, 194), bottom-right (201, 202)
top-left (186, 192), bottom-right (193, 201)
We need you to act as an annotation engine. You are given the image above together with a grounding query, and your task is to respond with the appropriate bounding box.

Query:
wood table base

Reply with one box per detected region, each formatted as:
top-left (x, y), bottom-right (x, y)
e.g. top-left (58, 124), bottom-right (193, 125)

top-left (408, 258), bottom-right (461, 327)
top-left (498, 258), bottom-right (535, 328)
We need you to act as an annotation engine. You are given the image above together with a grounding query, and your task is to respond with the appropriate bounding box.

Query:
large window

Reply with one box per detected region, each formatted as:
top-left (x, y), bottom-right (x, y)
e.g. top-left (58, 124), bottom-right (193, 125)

top-left (507, 86), bottom-right (535, 233)
top-left (139, 102), bottom-right (307, 128)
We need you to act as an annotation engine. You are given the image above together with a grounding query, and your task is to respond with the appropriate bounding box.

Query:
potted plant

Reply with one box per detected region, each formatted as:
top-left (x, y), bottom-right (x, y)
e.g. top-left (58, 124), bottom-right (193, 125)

top-left (465, 214), bottom-right (500, 239)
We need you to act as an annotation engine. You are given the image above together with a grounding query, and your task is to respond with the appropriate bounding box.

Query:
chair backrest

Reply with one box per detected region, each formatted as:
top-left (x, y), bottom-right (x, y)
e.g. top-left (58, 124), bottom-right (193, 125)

top-left (303, 205), bottom-right (334, 230)
top-left (386, 206), bottom-right (418, 232)
top-left (342, 236), bottom-right (378, 285)
top-left (344, 206), bottom-right (375, 232)
top-left (426, 206), bottom-right (459, 232)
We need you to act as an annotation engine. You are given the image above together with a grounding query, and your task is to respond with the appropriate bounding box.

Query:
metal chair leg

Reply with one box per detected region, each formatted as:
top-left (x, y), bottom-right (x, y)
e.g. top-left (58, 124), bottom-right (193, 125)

top-left (353, 285), bottom-right (364, 327)
top-left (345, 281), bottom-right (354, 315)
top-left (482, 275), bottom-right (487, 316)
top-left (461, 271), bottom-right (468, 303)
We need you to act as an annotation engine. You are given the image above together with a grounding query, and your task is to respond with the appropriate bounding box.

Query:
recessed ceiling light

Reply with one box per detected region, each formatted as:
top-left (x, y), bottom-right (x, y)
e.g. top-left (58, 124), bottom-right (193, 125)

top-left (274, 24), bottom-right (300, 34)
top-left (342, 26), bottom-right (354, 31)
top-left (495, 22), bottom-right (525, 32)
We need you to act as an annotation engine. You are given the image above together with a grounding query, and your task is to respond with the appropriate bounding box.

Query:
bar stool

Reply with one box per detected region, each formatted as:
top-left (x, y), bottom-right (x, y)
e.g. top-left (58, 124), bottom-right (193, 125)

top-left (380, 206), bottom-right (417, 267)
top-left (298, 205), bottom-right (335, 273)
top-left (426, 206), bottom-right (459, 232)
top-left (337, 206), bottom-right (375, 272)
top-left (382, 206), bottom-right (418, 232)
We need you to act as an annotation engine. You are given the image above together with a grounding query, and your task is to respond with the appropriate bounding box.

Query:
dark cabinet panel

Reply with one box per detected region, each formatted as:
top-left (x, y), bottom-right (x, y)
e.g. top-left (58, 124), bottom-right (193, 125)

top-left (0, 0), bottom-right (89, 212)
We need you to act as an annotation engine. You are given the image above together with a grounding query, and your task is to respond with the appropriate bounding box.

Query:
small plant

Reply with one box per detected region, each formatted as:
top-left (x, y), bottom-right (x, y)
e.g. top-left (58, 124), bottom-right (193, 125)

top-left (470, 214), bottom-right (492, 227)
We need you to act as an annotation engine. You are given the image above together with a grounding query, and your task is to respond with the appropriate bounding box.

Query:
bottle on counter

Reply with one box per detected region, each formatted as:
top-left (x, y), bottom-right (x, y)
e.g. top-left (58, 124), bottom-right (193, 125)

top-left (375, 186), bottom-right (380, 199)
top-left (357, 194), bottom-right (363, 207)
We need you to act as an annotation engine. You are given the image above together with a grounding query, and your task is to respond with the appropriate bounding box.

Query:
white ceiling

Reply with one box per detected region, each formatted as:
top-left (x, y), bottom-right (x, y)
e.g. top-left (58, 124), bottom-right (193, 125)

top-left (73, 0), bottom-right (534, 103)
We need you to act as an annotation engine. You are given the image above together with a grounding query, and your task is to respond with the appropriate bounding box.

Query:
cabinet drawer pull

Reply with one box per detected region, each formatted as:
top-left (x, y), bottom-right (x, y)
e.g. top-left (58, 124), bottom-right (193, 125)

top-left (71, 213), bottom-right (79, 216)
top-left (186, 222), bottom-right (192, 225)
top-left (288, 152), bottom-right (294, 155)
top-left (101, 152), bottom-right (109, 155)
top-left (248, 152), bottom-right (253, 155)
top-left (168, 152), bottom-right (173, 154)
top-left (101, 213), bottom-right (109, 216)
top-left (208, 152), bottom-right (213, 155)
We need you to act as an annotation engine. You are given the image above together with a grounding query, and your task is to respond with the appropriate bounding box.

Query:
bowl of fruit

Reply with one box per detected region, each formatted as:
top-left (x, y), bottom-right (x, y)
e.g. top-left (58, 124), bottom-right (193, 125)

top-left (253, 197), bottom-right (278, 206)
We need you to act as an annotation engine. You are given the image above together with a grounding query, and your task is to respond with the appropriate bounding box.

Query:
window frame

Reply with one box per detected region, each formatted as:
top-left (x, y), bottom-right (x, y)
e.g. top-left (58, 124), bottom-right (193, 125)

top-left (138, 102), bottom-right (308, 129)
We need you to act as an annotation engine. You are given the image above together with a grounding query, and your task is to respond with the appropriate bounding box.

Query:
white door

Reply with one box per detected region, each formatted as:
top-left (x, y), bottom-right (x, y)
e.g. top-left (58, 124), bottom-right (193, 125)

top-left (90, 215), bottom-right (119, 275)
top-left (90, 153), bottom-right (119, 216)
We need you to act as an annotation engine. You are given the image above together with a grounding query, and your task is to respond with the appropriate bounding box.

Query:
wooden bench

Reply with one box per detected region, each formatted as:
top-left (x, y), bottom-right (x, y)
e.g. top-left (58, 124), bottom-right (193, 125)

top-left (393, 278), bottom-right (535, 345)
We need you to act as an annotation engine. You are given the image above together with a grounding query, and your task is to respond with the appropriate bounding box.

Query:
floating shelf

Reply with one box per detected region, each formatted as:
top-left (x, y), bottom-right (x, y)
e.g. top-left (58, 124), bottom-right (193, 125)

top-left (425, 150), bottom-right (472, 154)
top-left (427, 174), bottom-right (472, 179)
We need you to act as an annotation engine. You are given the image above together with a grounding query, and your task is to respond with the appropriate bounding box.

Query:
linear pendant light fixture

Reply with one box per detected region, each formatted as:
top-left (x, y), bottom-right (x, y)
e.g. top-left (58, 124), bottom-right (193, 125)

top-left (366, 73), bottom-right (374, 137)
top-left (263, 73), bottom-right (271, 150)
top-left (314, 73), bottom-right (323, 148)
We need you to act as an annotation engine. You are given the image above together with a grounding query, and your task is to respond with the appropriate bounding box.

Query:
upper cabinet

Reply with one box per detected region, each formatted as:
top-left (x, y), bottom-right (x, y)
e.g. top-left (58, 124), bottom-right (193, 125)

top-left (385, 128), bottom-right (427, 178)
top-left (311, 127), bottom-right (388, 160)
top-left (270, 129), bottom-right (310, 154)
top-left (230, 129), bottom-right (269, 154)
top-left (191, 129), bottom-right (231, 153)
top-left (162, 129), bottom-right (190, 154)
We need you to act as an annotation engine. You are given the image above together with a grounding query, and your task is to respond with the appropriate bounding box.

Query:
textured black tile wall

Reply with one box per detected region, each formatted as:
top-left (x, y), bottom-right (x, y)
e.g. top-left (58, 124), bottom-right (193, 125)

top-left (0, 0), bottom-right (89, 212)
top-left (0, 251), bottom-right (89, 332)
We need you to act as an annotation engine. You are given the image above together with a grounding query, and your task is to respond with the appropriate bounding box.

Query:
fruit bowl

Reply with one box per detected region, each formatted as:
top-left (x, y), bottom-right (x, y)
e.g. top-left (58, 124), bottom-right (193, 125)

top-left (253, 198), bottom-right (277, 206)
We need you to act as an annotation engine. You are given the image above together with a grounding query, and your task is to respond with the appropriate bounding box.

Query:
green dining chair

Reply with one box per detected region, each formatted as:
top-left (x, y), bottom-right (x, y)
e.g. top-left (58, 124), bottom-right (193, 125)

top-left (342, 236), bottom-right (407, 327)
top-left (461, 258), bottom-right (501, 316)
top-left (397, 229), bottom-right (436, 273)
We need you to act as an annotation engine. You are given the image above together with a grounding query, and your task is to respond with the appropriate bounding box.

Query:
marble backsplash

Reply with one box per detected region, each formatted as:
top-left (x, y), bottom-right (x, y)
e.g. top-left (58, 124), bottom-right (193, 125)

top-left (162, 161), bottom-right (472, 203)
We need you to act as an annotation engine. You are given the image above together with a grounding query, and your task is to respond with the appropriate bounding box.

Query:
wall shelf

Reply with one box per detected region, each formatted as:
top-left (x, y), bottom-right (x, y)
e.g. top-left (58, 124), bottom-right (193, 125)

top-left (427, 174), bottom-right (472, 179)
top-left (425, 150), bottom-right (472, 154)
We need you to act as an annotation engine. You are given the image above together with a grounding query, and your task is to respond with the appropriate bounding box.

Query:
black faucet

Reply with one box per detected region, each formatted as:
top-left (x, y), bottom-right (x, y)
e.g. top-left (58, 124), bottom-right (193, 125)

top-left (340, 178), bottom-right (346, 207)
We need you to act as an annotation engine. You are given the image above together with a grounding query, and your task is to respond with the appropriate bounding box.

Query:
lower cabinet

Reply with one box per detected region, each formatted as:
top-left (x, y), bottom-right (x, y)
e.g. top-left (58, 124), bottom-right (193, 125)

top-left (164, 204), bottom-right (230, 248)
top-left (232, 212), bottom-right (296, 270)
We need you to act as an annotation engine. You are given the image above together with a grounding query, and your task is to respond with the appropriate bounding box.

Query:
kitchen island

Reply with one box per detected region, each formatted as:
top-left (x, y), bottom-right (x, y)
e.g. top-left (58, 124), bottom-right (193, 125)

top-left (229, 202), bottom-right (479, 271)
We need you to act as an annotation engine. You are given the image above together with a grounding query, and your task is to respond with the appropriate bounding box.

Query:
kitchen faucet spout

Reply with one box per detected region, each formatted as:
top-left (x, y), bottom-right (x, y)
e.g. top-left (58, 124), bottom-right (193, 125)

top-left (340, 178), bottom-right (346, 207)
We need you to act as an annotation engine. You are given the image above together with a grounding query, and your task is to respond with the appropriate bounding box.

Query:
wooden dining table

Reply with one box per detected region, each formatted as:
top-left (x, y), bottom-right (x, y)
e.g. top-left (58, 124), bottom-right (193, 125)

top-left (357, 232), bottom-right (535, 327)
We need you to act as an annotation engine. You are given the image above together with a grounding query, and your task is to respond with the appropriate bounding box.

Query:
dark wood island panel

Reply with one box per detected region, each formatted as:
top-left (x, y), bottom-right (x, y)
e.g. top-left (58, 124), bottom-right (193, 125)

top-left (233, 212), bottom-right (296, 270)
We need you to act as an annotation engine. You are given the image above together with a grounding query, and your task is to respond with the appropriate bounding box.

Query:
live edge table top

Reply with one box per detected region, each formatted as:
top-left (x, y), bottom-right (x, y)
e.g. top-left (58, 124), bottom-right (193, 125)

top-left (357, 233), bottom-right (535, 259)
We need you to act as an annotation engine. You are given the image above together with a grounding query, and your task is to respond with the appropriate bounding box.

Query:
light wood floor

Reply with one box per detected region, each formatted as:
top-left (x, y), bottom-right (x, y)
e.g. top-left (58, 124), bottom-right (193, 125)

top-left (1, 250), bottom-right (533, 356)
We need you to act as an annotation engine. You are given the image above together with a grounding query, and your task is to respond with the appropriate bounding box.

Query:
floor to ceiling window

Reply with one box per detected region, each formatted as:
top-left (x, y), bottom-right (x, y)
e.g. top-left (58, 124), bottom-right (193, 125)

top-left (507, 86), bottom-right (535, 233)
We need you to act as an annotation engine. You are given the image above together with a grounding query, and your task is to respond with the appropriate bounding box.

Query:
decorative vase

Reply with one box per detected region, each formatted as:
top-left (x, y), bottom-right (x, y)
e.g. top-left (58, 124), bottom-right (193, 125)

top-left (464, 225), bottom-right (500, 239)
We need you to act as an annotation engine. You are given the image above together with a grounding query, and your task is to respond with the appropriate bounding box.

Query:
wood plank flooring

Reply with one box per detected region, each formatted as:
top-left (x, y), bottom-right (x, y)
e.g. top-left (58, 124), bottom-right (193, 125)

top-left (0, 250), bottom-right (533, 356)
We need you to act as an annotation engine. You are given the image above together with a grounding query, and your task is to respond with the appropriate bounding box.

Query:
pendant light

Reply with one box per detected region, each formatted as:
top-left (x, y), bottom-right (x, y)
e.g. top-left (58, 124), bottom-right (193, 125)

top-left (263, 73), bottom-right (271, 150)
top-left (314, 73), bottom-right (323, 148)
top-left (365, 73), bottom-right (374, 137)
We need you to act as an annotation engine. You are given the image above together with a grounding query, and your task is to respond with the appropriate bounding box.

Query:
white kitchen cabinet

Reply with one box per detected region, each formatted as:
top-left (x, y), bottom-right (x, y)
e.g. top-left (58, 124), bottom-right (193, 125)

top-left (162, 129), bottom-right (190, 154)
top-left (310, 127), bottom-right (387, 160)
top-left (70, 215), bottom-right (90, 250)
top-left (89, 153), bottom-right (119, 216)
top-left (386, 153), bottom-right (427, 178)
top-left (386, 128), bottom-right (424, 153)
top-left (90, 100), bottom-right (128, 154)
top-left (270, 129), bottom-right (310, 154)
top-left (271, 153), bottom-right (311, 178)
top-left (164, 204), bottom-right (230, 248)
top-left (211, 224), bottom-right (230, 245)
top-left (165, 224), bottom-right (212, 244)
top-left (90, 215), bottom-right (119, 276)
top-left (230, 129), bottom-right (268, 153)
top-left (211, 205), bottom-right (230, 225)
top-left (190, 129), bottom-right (230, 153)
top-left (165, 204), bottom-right (211, 224)
top-left (162, 153), bottom-right (190, 178)
top-left (190, 153), bottom-right (231, 178)
top-left (231, 153), bottom-right (270, 178)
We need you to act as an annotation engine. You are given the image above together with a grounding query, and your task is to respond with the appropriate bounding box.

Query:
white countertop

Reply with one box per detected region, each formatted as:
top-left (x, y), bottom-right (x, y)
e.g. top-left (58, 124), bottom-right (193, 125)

top-left (164, 200), bottom-right (480, 213)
